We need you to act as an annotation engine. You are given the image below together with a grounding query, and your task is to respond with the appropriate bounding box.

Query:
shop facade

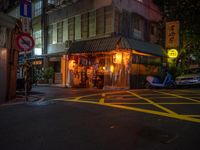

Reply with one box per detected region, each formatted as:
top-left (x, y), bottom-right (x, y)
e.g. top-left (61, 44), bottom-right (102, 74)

top-left (61, 36), bottom-right (165, 89)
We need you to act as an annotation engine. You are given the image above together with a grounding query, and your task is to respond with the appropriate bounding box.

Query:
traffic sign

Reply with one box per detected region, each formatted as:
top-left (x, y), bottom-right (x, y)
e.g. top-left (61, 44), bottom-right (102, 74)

top-left (21, 17), bottom-right (31, 33)
top-left (16, 33), bottom-right (35, 51)
top-left (20, 0), bottom-right (32, 18)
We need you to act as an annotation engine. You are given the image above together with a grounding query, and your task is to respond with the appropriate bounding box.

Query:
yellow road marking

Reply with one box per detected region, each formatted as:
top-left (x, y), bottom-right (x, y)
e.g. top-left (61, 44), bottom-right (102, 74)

top-left (183, 115), bottom-right (200, 117)
top-left (108, 102), bottom-right (200, 105)
top-left (99, 93), bottom-right (105, 104)
top-left (72, 90), bottom-right (127, 101)
top-left (154, 91), bottom-right (200, 103)
top-left (99, 98), bottom-right (105, 104)
top-left (176, 89), bottom-right (200, 94)
top-left (127, 91), bottom-right (177, 115)
top-left (55, 99), bottom-right (200, 124)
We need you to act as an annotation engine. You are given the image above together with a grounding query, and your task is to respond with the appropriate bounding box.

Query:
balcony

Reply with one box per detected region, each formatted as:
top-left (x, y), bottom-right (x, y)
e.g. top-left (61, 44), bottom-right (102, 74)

top-left (46, 0), bottom-right (74, 14)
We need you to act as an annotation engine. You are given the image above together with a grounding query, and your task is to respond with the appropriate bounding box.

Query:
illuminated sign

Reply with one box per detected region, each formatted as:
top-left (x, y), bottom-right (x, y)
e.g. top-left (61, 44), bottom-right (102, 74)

top-left (168, 49), bottom-right (178, 58)
top-left (33, 60), bottom-right (42, 65)
top-left (165, 21), bottom-right (180, 48)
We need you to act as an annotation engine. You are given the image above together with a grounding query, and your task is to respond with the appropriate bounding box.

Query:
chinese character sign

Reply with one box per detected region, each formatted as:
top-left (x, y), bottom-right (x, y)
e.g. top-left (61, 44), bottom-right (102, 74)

top-left (165, 21), bottom-right (180, 48)
top-left (20, 0), bottom-right (32, 18)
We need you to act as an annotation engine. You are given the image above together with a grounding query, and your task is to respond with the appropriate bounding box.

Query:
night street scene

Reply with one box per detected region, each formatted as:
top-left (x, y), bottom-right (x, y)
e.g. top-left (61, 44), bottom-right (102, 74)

top-left (0, 0), bottom-right (200, 150)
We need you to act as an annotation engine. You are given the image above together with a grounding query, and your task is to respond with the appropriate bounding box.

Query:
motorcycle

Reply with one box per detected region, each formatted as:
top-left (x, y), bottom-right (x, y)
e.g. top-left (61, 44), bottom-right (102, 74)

top-left (144, 72), bottom-right (176, 89)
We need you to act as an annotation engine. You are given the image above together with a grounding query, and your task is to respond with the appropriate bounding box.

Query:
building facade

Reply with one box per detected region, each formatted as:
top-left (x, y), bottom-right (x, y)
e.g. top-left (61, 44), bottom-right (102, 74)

top-left (44, 0), bottom-right (164, 88)
top-left (0, 12), bottom-right (19, 102)
top-left (7, 0), bottom-right (165, 89)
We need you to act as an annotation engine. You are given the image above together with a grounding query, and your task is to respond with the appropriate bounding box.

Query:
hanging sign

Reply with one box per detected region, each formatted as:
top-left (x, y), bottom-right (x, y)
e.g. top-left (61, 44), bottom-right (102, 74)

top-left (16, 33), bottom-right (35, 51)
top-left (165, 21), bottom-right (180, 48)
top-left (168, 49), bottom-right (178, 58)
top-left (21, 17), bottom-right (31, 33)
top-left (20, 0), bottom-right (32, 18)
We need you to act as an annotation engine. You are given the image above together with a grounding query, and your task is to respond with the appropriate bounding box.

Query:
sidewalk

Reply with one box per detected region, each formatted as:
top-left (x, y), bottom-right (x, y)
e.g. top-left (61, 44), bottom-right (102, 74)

top-left (34, 83), bottom-right (66, 88)
top-left (0, 92), bottom-right (41, 107)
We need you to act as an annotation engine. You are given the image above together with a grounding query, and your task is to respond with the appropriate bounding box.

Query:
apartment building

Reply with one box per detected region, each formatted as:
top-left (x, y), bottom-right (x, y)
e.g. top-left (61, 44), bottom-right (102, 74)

top-left (45, 0), bottom-right (164, 88)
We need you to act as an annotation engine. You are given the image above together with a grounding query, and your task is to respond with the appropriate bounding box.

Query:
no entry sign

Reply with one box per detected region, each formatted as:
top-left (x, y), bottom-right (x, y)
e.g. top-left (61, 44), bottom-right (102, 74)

top-left (16, 33), bottom-right (35, 51)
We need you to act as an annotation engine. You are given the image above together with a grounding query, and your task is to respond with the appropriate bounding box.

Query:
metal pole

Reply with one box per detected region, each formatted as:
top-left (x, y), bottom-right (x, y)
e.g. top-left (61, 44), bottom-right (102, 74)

top-left (64, 56), bottom-right (66, 87)
top-left (24, 50), bottom-right (28, 101)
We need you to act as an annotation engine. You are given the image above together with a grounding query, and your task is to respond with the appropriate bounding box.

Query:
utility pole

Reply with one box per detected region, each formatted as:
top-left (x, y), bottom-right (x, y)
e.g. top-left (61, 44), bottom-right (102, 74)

top-left (24, 50), bottom-right (28, 101)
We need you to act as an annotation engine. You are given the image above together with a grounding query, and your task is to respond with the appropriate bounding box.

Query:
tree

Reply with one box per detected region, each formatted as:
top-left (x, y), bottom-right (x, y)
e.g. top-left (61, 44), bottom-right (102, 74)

top-left (154, 0), bottom-right (200, 71)
top-left (44, 67), bottom-right (54, 80)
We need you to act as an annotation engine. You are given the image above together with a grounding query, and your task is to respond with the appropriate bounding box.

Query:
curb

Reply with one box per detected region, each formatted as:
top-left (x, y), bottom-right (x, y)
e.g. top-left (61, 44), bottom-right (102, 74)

top-left (0, 95), bottom-right (44, 107)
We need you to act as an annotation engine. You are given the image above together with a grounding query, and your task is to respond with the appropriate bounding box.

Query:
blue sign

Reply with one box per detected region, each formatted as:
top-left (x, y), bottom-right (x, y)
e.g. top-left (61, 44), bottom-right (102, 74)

top-left (20, 0), bottom-right (32, 18)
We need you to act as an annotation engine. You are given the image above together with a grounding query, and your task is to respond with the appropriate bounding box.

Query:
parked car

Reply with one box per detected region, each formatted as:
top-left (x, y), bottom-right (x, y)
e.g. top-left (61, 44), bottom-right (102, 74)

top-left (175, 68), bottom-right (200, 87)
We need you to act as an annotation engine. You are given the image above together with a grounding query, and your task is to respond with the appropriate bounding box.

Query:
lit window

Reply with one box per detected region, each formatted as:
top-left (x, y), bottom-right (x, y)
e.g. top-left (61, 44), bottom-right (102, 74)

top-left (34, 48), bottom-right (42, 55)
top-left (33, 30), bottom-right (42, 51)
top-left (34, 0), bottom-right (42, 17)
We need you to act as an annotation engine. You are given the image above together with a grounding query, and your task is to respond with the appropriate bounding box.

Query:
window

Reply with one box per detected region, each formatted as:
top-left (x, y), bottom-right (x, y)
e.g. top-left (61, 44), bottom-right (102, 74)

top-left (48, 0), bottom-right (56, 5)
top-left (48, 0), bottom-right (62, 6)
top-left (34, 0), bottom-right (42, 17)
top-left (114, 10), bottom-right (120, 34)
top-left (105, 6), bottom-right (113, 33)
top-left (33, 30), bottom-right (42, 48)
top-left (68, 17), bottom-right (75, 41)
top-left (81, 13), bottom-right (88, 38)
top-left (134, 16), bottom-right (140, 30)
top-left (132, 55), bottom-right (161, 65)
top-left (89, 11), bottom-right (96, 37)
top-left (33, 30), bottom-right (42, 55)
top-left (48, 25), bottom-right (53, 44)
top-left (75, 15), bottom-right (81, 40)
top-left (57, 22), bottom-right (63, 43)
top-left (151, 24), bottom-right (157, 35)
top-left (96, 8), bottom-right (105, 35)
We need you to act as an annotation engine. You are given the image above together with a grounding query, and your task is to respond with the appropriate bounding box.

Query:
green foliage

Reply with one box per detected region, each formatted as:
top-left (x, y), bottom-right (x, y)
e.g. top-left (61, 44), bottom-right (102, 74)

top-left (44, 67), bottom-right (54, 79)
top-left (33, 70), bottom-right (44, 82)
top-left (154, 0), bottom-right (200, 71)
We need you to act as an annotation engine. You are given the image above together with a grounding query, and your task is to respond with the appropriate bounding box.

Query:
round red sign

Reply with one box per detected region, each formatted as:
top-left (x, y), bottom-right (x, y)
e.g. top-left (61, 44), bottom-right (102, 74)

top-left (16, 33), bottom-right (35, 51)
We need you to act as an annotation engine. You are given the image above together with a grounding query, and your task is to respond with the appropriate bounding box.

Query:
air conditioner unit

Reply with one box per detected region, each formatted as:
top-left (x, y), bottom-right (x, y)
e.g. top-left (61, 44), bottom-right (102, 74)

top-left (65, 40), bottom-right (73, 48)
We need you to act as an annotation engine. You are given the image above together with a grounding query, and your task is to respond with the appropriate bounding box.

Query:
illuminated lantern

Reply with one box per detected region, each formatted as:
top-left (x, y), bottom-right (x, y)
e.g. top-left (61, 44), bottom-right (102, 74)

top-left (113, 52), bottom-right (122, 64)
top-left (69, 60), bottom-right (75, 70)
top-left (168, 49), bottom-right (178, 58)
top-left (110, 65), bottom-right (114, 73)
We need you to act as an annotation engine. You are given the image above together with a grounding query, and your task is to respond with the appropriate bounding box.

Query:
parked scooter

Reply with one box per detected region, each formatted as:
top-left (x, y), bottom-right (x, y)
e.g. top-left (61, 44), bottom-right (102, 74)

top-left (145, 72), bottom-right (176, 89)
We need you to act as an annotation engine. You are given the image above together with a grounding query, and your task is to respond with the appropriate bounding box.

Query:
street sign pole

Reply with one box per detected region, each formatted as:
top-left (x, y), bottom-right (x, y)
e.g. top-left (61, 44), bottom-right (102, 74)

top-left (19, 0), bottom-right (33, 101)
top-left (24, 49), bottom-right (28, 101)
top-left (16, 33), bottom-right (35, 102)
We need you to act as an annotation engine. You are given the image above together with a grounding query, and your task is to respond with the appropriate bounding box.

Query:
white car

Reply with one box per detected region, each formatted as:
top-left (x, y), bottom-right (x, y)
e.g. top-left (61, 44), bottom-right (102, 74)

top-left (175, 68), bottom-right (200, 86)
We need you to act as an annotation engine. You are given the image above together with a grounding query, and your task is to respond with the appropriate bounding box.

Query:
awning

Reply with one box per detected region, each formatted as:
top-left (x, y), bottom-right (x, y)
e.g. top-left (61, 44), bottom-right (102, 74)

top-left (67, 36), bottom-right (165, 57)
top-left (68, 37), bottom-right (120, 53)
top-left (124, 38), bottom-right (165, 57)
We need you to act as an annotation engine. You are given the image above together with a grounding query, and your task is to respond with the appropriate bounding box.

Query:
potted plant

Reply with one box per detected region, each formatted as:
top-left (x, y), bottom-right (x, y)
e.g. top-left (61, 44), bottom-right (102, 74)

top-left (44, 67), bottom-right (54, 84)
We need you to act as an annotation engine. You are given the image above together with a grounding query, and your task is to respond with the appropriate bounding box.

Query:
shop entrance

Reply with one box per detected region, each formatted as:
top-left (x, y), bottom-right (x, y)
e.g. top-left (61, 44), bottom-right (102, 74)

top-left (65, 51), bottom-right (131, 89)
top-left (67, 54), bottom-right (105, 88)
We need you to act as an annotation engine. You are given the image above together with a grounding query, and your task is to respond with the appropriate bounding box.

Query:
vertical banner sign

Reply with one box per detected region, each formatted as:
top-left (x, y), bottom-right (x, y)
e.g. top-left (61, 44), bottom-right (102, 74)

top-left (21, 17), bottom-right (31, 33)
top-left (20, 0), bottom-right (32, 33)
top-left (20, 0), bottom-right (32, 18)
top-left (165, 21), bottom-right (180, 48)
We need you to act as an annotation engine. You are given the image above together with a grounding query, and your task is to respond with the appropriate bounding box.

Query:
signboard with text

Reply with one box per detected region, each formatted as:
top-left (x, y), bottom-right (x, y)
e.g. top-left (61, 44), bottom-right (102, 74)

top-left (20, 0), bottom-right (32, 33)
top-left (20, 0), bottom-right (32, 18)
top-left (21, 17), bottom-right (31, 33)
top-left (165, 21), bottom-right (180, 48)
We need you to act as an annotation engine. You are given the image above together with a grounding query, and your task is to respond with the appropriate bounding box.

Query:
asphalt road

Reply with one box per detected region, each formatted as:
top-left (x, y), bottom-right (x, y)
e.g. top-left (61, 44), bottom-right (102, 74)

top-left (0, 86), bottom-right (200, 150)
